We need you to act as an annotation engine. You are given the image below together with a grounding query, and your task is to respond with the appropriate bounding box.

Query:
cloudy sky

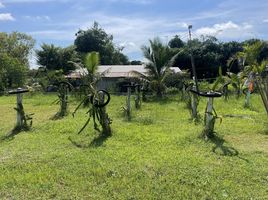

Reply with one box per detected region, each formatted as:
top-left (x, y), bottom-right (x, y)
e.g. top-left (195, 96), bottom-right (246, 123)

top-left (1, 0), bottom-right (268, 67)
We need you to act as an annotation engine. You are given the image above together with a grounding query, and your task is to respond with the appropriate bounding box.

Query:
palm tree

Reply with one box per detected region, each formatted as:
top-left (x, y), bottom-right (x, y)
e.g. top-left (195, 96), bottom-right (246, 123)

top-left (133, 37), bottom-right (181, 98)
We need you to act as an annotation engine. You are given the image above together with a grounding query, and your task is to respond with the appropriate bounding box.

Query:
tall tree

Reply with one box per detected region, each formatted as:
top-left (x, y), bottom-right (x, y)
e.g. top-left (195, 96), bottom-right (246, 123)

top-left (0, 32), bottom-right (35, 90)
top-left (133, 38), bottom-right (180, 98)
top-left (36, 44), bottom-right (79, 73)
top-left (74, 22), bottom-right (129, 65)
top-left (168, 35), bottom-right (184, 49)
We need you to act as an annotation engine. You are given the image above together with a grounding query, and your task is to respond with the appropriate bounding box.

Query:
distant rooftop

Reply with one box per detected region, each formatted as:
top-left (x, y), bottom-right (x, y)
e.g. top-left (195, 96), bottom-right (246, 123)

top-left (97, 65), bottom-right (181, 78)
top-left (65, 65), bottom-right (181, 79)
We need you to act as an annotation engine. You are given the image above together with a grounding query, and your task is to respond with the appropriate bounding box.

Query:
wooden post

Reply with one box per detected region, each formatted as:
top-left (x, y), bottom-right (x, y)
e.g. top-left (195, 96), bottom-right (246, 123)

top-left (135, 85), bottom-right (141, 109)
top-left (191, 86), bottom-right (198, 119)
top-left (204, 97), bottom-right (215, 138)
top-left (16, 93), bottom-right (23, 128)
top-left (126, 87), bottom-right (131, 120)
top-left (244, 90), bottom-right (251, 108)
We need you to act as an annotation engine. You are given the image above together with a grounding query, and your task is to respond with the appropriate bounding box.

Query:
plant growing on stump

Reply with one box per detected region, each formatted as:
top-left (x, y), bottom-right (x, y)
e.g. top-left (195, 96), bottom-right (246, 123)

top-left (7, 88), bottom-right (33, 137)
top-left (52, 81), bottom-right (73, 119)
top-left (72, 52), bottom-right (112, 136)
top-left (201, 96), bottom-right (222, 139)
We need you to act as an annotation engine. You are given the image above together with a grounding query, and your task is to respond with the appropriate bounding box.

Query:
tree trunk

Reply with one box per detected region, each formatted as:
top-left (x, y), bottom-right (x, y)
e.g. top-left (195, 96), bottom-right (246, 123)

top-left (16, 93), bottom-right (23, 128)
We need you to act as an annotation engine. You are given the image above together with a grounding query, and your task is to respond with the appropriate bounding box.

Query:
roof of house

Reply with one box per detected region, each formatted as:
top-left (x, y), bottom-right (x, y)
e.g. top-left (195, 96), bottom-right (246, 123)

top-left (65, 65), bottom-right (181, 79)
top-left (97, 65), bottom-right (181, 78)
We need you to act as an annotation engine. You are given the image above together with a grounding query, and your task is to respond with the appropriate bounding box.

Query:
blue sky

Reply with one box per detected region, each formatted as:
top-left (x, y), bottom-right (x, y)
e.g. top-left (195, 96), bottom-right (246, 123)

top-left (1, 0), bottom-right (268, 67)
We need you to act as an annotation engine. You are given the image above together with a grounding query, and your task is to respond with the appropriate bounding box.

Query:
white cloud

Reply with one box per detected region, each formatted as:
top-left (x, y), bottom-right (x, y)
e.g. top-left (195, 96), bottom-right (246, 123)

top-left (177, 22), bottom-right (188, 29)
top-left (263, 19), bottom-right (268, 23)
top-left (24, 15), bottom-right (50, 21)
top-left (0, 2), bottom-right (5, 8)
top-left (195, 21), bottom-right (253, 39)
top-left (0, 13), bottom-right (15, 21)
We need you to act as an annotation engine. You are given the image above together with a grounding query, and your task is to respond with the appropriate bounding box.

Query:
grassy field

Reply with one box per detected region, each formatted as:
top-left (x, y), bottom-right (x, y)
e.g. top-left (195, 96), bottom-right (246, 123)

top-left (0, 93), bottom-right (267, 199)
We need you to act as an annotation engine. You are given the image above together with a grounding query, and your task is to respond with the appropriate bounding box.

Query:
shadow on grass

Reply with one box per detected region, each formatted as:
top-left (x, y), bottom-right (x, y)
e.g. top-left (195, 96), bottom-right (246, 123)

top-left (210, 134), bottom-right (239, 156)
top-left (50, 112), bottom-right (67, 120)
top-left (209, 133), bottom-right (250, 162)
top-left (1, 126), bottom-right (29, 141)
top-left (68, 134), bottom-right (110, 148)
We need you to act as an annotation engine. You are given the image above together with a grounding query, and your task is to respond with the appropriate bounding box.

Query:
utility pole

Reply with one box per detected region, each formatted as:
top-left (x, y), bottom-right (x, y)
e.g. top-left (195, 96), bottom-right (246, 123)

top-left (188, 25), bottom-right (199, 92)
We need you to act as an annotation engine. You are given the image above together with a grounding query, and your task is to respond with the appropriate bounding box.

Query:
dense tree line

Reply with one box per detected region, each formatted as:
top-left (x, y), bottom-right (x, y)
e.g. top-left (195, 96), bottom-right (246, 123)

top-left (168, 35), bottom-right (268, 79)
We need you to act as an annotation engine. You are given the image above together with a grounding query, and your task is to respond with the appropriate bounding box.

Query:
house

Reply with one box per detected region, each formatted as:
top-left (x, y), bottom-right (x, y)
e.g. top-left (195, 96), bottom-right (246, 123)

top-left (96, 65), bottom-right (181, 92)
top-left (65, 65), bottom-right (181, 91)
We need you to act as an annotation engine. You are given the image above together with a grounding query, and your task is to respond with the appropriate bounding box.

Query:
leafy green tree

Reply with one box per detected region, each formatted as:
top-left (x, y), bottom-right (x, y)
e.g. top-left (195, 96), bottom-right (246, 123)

top-left (130, 60), bottom-right (142, 65)
top-left (0, 32), bottom-right (35, 66)
top-left (36, 44), bottom-right (79, 73)
top-left (168, 35), bottom-right (184, 49)
top-left (74, 22), bottom-right (129, 65)
top-left (36, 44), bottom-right (61, 71)
top-left (0, 32), bottom-right (34, 90)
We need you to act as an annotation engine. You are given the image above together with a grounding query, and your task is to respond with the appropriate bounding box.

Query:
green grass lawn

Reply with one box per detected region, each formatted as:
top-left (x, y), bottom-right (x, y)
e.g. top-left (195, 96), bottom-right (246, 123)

top-left (0, 93), bottom-right (267, 199)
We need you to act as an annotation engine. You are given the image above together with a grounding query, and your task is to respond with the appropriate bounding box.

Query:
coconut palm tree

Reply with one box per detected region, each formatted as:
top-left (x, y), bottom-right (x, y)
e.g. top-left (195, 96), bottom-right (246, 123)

top-left (132, 38), bottom-right (182, 98)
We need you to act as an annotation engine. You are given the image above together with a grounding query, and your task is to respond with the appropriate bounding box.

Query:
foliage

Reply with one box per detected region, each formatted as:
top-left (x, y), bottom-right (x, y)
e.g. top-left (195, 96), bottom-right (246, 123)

top-left (0, 32), bottom-right (35, 65)
top-left (34, 67), bottom-right (65, 91)
top-left (228, 41), bottom-right (268, 113)
top-left (36, 44), bottom-right (79, 73)
top-left (133, 37), bottom-right (181, 98)
top-left (74, 22), bottom-right (129, 65)
top-left (0, 32), bottom-right (35, 91)
top-left (130, 60), bottom-right (142, 65)
top-left (168, 35), bottom-right (184, 49)
top-left (72, 52), bottom-right (112, 136)
top-left (0, 54), bottom-right (28, 90)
